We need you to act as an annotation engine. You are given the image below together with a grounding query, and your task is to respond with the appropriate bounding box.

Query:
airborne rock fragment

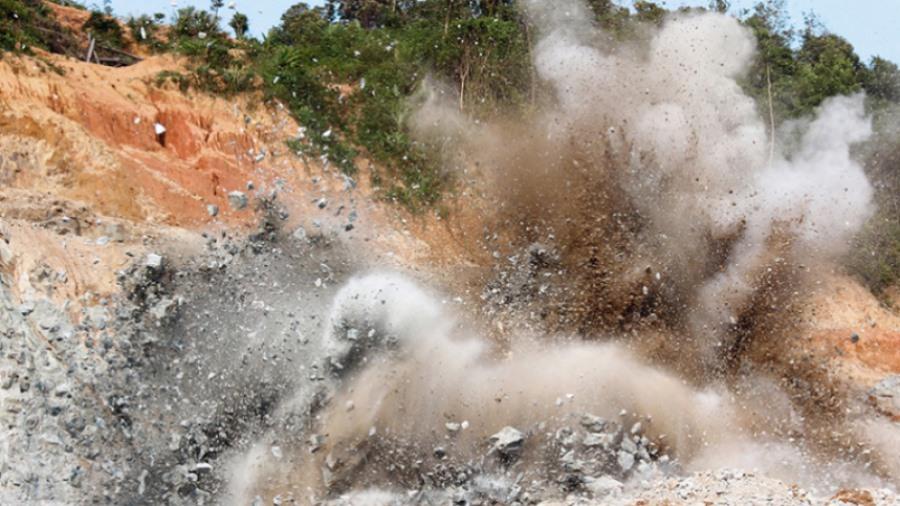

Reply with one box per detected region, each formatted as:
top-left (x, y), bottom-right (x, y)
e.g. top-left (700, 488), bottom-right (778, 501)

top-left (489, 426), bottom-right (525, 460)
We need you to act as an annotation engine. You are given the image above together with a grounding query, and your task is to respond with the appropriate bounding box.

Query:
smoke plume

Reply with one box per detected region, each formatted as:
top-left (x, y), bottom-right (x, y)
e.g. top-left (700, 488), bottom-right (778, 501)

top-left (225, 1), bottom-right (895, 503)
top-left (413, 2), bottom-right (875, 365)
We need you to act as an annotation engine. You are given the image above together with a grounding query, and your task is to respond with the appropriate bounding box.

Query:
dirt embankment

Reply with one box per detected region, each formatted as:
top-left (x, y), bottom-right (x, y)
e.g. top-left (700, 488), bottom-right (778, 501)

top-left (0, 51), bottom-right (299, 227)
top-left (0, 47), bottom-right (476, 301)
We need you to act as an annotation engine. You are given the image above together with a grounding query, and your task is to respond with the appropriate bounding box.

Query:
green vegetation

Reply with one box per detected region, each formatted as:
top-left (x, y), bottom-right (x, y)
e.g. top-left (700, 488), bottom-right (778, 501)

top-left (83, 10), bottom-right (125, 48)
top-left (249, 1), bottom-right (532, 206)
top-left (0, 0), bottom-right (899, 290)
top-left (229, 12), bottom-right (249, 39)
top-left (156, 6), bottom-right (256, 96)
top-left (127, 13), bottom-right (167, 52)
top-left (0, 0), bottom-right (75, 53)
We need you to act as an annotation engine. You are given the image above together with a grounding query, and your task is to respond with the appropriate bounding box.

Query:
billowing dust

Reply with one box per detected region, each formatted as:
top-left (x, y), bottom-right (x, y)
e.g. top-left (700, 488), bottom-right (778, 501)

top-left (225, 1), bottom-right (897, 504)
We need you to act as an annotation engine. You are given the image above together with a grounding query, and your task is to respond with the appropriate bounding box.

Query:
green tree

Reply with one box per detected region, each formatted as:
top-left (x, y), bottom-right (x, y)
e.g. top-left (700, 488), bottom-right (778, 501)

top-left (269, 3), bottom-right (329, 46)
top-left (172, 6), bottom-right (219, 38)
top-left (210, 0), bottom-right (224, 23)
top-left (865, 57), bottom-right (900, 104)
top-left (326, 0), bottom-right (395, 28)
top-left (793, 30), bottom-right (864, 112)
top-left (633, 1), bottom-right (665, 25)
top-left (83, 10), bottom-right (125, 48)
top-left (709, 0), bottom-right (730, 13)
top-left (585, 0), bottom-right (631, 34)
top-left (229, 12), bottom-right (249, 39)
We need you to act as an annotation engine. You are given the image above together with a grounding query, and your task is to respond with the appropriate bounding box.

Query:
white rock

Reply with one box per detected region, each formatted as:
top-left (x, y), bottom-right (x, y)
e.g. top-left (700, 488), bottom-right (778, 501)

top-left (145, 253), bottom-right (163, 269)
top-left (617, 451), bottom-right (635, 471)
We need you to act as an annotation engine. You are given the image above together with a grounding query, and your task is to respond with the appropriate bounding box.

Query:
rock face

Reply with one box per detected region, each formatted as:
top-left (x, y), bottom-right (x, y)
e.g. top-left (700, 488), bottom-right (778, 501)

top-left (0, 47), bottom-right (339, 229)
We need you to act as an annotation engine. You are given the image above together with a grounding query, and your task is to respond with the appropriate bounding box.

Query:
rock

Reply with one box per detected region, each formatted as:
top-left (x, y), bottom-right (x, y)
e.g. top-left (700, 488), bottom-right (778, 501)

top-left (620, 436), bottom-right (637, 455)
top-left (149, 296), bottom-right (181, 324)
top-left (228, 191), bottom-right (249, 210)
top-left (617, 451), bottom-right (635, 472)
top-left (207, 204), bottom-right (219, 217)
top-left (583, 432), bottom-right (613, 448)
top-left (585, 476), bottom-right (623, 499)
top-left (580, 414), bottom-right (608, 432)
top-left (869, 375), bottom-right (900, 418)
top-left (145, 253), bottom-right (164, 270)
top-left (445, 422), bottom-right (461, 433)
top-left (317, 198), bottom-right (328, 209)
top-left (489, 426), bottom-right (525, 459)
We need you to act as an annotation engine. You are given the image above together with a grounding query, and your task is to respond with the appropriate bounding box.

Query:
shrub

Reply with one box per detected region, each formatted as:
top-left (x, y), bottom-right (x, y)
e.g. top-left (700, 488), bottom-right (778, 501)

top-left (83, 10), bottom-right (125, 48)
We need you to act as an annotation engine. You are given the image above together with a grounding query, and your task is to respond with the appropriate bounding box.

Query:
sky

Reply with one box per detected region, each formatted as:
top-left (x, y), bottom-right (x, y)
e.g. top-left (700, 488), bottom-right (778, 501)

top-left (105, 0), bottom-right (899, 63)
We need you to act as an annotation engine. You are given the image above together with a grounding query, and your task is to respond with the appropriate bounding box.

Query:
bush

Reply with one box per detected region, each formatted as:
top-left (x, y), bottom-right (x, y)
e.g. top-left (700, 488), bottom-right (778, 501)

top-left (172, 6), bottom-right (220, 39)
top-left (127, 13), bottom-right (167, 52)
top-left (0, 0), bottom-right (76, 53)
top-left (83, 10), bottom-right (125, 48)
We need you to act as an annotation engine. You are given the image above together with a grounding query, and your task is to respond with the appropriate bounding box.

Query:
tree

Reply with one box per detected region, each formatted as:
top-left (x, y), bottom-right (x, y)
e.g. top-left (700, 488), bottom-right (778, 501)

top-left (273, 3), bottom-right (328, 46)
top-left (741, 1), bottom-right (798, 122)
top-left (864, 57), bottom-right (900, 103)
top-left (709, 0), bottom-right (729, 13)
top-left (793, 31), bottom-right (864, 112)
top-left (584, 0), bottom-right (631, 35)
top-left (210, 0), bottom-right (224, 23)
top-left (83, 10), bottom-right (125, 48)
top-left (325, 0), bottom-right (398, 28)
top-left (229, 12), bottom-right (249, 39)
top-left (634, 1), bottom-right (665, 25)
top-left (173, 7), bottom-right (220, 38)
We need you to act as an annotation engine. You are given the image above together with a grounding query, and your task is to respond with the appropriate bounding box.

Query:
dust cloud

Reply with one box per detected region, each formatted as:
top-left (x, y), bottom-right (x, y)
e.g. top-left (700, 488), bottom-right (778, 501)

top-left (226, 1), bottom-right (896, 504)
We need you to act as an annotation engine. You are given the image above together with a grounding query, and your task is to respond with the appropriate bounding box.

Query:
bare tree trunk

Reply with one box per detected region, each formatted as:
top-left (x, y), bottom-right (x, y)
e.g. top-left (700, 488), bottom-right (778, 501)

top-left (524, 21), bottom-right (536, 106)
top-left (459, 62), bottom-right (469, 112)
top-left (766, 63), bottom-right (776, 166)
top-left (444, 0), bottom-right (454, 38)
top-left (85, 36), bottom-right (95, 62)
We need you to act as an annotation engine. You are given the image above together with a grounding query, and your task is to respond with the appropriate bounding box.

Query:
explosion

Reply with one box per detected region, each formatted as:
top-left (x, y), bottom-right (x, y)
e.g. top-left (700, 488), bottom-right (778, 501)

top-left (224, 3), bottom-right (897, 504)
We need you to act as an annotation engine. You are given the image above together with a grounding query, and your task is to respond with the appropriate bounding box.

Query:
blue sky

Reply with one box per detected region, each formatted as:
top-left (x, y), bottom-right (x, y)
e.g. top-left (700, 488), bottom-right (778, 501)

top-left (105, 0), bottom-right (899, 63)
